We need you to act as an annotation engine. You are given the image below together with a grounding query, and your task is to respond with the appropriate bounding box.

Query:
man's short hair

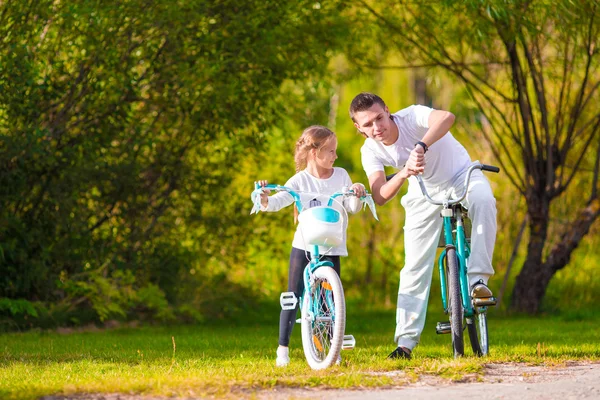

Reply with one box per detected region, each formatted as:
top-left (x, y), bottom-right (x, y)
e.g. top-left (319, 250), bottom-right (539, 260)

top-left (349, 92), bottom-right (387, 122)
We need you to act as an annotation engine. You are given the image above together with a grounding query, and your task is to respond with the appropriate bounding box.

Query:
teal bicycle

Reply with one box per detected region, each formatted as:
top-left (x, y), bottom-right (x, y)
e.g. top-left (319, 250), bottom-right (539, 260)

top-left (250, 184), bottom-right (378, 369)
top-left (416, 163), bottom-right (499, 357)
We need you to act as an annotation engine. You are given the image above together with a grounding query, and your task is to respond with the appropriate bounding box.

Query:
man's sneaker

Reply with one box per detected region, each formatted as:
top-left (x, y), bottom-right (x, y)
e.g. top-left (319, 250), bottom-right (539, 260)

top-left (471, 279), bottom-right (493, 298)
top-left (276, 347), bottom-right (290, 367)
top-left (387, 346), bottom-right (411, 360)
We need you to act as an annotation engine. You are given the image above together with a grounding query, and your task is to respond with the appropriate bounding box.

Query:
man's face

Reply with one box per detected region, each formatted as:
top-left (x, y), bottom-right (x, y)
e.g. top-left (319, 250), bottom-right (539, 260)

top-left (353, 104), bottom-right (394, 144)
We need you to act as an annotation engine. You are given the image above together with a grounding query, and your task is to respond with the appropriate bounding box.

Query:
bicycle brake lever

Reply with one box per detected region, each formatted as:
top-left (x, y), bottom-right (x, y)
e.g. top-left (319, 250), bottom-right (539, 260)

top-left (250, 188), bottom-right (263, 215)
top-left (361, 195), bottom-right (379, 221)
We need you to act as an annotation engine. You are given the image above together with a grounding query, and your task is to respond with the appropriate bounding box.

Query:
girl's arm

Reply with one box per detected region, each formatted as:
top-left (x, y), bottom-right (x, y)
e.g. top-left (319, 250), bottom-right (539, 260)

top-left (262, 191), bottom-right (295, 212)
top-left (256, 180), bottom-right (296, 212)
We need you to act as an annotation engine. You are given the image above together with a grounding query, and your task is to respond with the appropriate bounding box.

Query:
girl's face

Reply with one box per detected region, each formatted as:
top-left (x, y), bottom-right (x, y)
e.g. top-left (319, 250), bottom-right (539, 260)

top-left (310, 137), bottom-right (338, 169)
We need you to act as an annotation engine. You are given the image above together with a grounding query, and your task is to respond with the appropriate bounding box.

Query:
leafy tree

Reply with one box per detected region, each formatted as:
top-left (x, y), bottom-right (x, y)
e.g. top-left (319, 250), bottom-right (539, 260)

top-left (0, 0), bottom-right (351, 326)
top-left (343, 0), bottom-right (600, 313)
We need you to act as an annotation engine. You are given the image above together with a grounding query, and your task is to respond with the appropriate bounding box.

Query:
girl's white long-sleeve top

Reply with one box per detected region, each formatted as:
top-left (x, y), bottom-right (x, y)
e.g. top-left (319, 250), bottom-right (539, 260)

top-left (262, 168), bottom-right (362, 256)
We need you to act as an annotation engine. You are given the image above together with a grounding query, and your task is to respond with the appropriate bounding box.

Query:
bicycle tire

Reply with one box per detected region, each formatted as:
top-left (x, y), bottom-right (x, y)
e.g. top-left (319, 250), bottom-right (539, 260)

top-left (301, 266), bottom-right (346, 370)
top-left (446, 247), bottom-right (464, 357)
top-left (467, 312), bottom-right (489, 356)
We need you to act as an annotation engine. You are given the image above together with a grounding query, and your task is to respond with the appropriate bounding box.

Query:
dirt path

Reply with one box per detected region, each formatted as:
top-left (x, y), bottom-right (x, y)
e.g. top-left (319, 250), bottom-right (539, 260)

top-left (259, 361), bottom-right (600, 400)
top-left (42, 361), bottom-right (600, 400)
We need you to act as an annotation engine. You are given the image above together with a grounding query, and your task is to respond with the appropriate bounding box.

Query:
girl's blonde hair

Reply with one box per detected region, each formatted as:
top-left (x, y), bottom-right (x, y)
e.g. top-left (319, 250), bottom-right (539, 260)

top-left (292, 125), bottom-right (336, 223)
top-left (294, 125), bottom-right (336, 173)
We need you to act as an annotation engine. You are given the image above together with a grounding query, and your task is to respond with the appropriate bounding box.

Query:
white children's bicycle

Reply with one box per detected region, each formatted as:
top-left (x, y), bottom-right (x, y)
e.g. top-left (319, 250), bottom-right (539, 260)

top-left (250, 184), bottom-right (378, 369)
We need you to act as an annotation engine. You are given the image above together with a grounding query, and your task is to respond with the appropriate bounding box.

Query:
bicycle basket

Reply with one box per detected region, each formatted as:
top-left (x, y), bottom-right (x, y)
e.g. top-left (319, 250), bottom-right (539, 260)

top-left (298, 206), bottom-right (343, 247)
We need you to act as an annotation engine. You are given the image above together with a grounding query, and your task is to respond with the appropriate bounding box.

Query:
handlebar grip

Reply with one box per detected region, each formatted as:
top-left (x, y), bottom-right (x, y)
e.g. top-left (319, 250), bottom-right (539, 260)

top-left (481, 165), bottom-right (500, 173)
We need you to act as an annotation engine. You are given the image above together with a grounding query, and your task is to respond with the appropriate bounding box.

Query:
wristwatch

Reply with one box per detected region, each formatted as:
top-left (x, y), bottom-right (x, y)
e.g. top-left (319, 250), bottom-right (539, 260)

top-left (415, 141), bottom-right (428, 153)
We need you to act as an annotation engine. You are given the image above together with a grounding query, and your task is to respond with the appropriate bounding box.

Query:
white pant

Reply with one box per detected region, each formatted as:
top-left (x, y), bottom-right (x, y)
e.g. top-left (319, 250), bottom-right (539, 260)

top-left (394, 166), bottom-right (497, 350)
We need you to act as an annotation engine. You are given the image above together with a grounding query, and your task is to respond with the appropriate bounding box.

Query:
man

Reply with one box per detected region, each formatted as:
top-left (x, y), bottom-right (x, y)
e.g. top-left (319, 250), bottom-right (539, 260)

top-left (349, 92), bottom-right (497, 359)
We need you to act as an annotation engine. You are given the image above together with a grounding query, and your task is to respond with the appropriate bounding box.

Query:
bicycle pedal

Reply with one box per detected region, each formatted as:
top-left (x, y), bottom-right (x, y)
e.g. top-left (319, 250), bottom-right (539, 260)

top-left (436, 321), bottom-right (451, 334)
top-left (473, 297), bottom-right (497, 307)
top-left (280, 292), bottom-right (298, 310)
top-left (342, 334), bottom-right (356, 350)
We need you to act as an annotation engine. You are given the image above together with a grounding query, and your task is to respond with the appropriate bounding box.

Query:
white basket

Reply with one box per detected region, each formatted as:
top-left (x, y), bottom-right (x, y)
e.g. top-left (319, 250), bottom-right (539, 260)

top-left (297, 206), bottom-right (343, 247)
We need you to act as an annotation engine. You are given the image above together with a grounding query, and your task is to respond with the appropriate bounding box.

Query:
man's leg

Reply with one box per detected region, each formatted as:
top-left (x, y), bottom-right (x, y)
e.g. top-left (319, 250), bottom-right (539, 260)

top-left (459, 169), bottom-right (497, 288)
top-left (394, 186), bottom-right (443, 351)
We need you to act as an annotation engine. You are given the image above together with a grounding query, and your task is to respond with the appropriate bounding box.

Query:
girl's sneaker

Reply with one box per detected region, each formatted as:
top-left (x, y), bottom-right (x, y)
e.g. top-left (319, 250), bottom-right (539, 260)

top-left (276, 347), bottom-right (290, 367)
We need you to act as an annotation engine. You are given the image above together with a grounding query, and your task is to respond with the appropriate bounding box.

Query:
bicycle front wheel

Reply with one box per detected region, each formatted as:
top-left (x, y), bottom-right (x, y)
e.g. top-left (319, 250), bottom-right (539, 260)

top-left (300, 266), bottom-right (346, 370)
top-left (467, 311), bottom-right (489, 356)
top-left (446, 247), bottom-right (464, 357)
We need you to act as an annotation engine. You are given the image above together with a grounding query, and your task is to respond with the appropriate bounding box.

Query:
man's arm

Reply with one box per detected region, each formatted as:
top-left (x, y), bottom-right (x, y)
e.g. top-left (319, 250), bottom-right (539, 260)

top-left (420, 109), bottom-right (455, 149)
top-left (405, 109), bottom-right (455, 175)
top-left (368, 167), bottom-right (412, 206)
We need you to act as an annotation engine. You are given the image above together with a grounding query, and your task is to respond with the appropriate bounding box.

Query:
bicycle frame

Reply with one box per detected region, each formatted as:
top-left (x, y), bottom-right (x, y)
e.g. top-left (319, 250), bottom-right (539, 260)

top-left (415, 163), bottom-right (499, 318)
top-left (251, 183), bottom-right (378, 315)
top-left (438, 205), bottom-right (475, 317)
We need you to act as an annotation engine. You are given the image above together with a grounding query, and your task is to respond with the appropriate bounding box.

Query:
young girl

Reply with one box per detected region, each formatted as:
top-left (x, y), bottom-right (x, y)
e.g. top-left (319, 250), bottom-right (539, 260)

top-left (257, 125), bottom-right (366, 367)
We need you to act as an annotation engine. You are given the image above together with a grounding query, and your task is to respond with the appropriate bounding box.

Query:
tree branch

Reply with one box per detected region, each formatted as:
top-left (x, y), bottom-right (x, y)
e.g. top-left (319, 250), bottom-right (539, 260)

top-left (555, 113), bottom-right (600, 197)
top-left (545, 197), bottom-right (600, 273)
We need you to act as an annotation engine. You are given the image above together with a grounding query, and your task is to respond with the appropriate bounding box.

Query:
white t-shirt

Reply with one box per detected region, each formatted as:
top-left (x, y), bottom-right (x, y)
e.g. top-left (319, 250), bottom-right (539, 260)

top-left (361, 105), bottom-right (471, 188)
top-left (263, 168), bottom-right (362, 256)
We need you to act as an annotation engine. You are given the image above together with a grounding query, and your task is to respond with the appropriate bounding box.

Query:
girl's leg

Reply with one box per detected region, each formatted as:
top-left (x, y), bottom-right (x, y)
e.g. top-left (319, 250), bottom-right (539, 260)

top-left (279, 250), bottom-right (341, 346)
top-left (278, 247), bottom-right (309, 347)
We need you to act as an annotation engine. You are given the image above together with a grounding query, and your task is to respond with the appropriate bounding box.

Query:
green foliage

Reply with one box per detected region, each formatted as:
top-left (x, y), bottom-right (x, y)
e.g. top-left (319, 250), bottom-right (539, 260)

top-left (0, 298), bottom-right (38, 318)
top-left (0, 0), bottom-right (353, 328)
top-left (0, 298), bottom-right (48, 332)
top-left (55, 266), bottom-right (176, 324)
top-left (337, 0), bottom-right (600, 312)
top-left (0, 0), bottom-right (597, 329)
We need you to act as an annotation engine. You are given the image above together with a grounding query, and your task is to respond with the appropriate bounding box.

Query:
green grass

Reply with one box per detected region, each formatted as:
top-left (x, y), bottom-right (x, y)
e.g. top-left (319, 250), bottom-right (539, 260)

top-left (1, 303), bottom-right (600, 400)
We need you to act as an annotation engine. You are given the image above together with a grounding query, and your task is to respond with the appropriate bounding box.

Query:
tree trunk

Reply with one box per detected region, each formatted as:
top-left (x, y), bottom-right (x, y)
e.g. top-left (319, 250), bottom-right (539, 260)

top-left (511, 194), bottom-right (551, 313)
top-left (511, 197), bottom-right (600, 313)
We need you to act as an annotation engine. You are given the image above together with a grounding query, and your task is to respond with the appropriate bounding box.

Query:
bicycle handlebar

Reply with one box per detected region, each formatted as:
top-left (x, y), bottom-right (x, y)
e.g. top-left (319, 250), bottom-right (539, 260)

top-left (250, 183), bottom-right (379, 220)
top-left (481, 165), bottom-right (500, 173)
top-left (416, 163), bottom-right (500, 207)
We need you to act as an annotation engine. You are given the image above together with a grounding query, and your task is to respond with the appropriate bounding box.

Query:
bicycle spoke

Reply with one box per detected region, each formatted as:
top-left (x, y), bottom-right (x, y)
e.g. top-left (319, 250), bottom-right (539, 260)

top-left (308, 277), bottom-right (337, 361)
top-left (301, 267), bottom-right (346, 370)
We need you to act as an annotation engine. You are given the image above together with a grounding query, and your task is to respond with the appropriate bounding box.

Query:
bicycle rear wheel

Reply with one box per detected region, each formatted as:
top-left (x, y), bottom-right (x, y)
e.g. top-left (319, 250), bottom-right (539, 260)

top-left (301, 266), bottom-right (346, 370)
top-left (467, 311), bottom-right (489, 356)
top-left (446, 247), bottom-right (464, 357)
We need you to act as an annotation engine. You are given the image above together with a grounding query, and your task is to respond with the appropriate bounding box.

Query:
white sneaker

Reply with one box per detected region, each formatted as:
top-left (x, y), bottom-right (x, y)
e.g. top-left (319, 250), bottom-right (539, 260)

top-left (276, 347), bottom-right (290, 367)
